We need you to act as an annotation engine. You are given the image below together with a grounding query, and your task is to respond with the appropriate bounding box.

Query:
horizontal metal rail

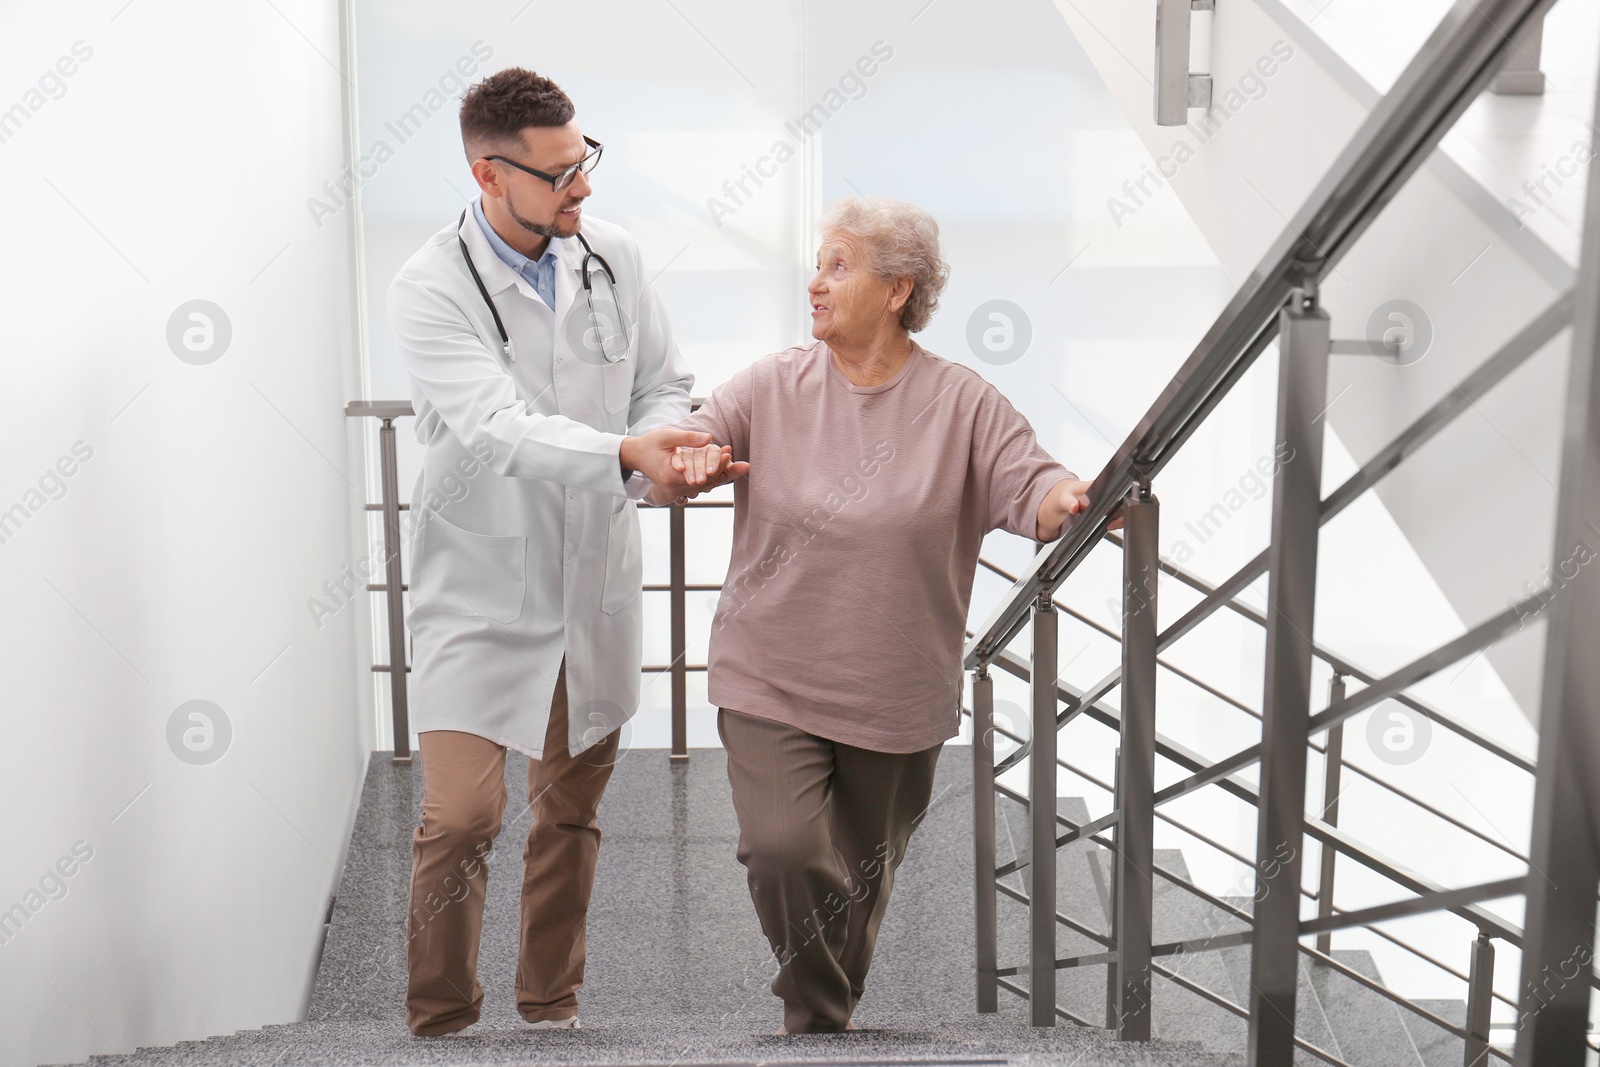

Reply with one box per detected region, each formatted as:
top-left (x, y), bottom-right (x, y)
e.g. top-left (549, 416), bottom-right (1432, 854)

top-left (1159, 556), bottom-right (1536, 772)
top-left (987, 646), bottom-right (1262, 811)
top-left (1049, 930), bottom-right (1256, 971)
top-left (1032, 789), bottom-right (1523, 1060)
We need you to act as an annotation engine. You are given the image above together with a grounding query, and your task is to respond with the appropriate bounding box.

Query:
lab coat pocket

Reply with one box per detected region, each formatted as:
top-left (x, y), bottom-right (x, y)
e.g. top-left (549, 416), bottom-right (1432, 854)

top-left (603, 360), bottom-right (633, 415)
top-left (601, 501), bottom-right (642, 614)
top-left (413, 512), bottom-right (527, 624)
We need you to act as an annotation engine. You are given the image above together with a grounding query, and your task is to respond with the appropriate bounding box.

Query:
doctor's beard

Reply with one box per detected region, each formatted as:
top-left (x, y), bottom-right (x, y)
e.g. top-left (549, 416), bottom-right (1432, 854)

top-left (507, 192), bottom-right (583, 240)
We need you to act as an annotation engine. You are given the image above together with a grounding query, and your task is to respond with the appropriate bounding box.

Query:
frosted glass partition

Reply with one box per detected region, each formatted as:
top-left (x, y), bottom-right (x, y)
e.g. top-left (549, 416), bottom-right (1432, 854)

top-left (349, 0), bottom-right (1233, 749)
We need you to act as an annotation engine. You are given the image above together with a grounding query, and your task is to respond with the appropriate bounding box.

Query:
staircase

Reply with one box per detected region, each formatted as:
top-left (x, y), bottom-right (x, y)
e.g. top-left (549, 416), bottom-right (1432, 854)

top-left (51, 748), bottom-right (1244, 1067)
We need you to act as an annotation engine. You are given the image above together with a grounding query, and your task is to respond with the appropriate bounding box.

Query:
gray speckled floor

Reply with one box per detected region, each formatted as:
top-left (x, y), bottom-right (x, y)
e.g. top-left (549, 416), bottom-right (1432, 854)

top-left (65, 748), bottom-right (1242, 1067)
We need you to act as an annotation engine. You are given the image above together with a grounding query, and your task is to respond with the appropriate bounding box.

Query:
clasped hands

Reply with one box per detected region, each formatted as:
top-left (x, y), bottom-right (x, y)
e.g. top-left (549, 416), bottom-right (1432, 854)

top-left (618, 427), bottom-right (750, 507)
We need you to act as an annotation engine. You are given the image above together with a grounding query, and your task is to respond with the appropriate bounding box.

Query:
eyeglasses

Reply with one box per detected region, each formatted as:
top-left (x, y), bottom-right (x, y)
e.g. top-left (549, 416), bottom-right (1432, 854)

top-left (484, 136), bottom-right (603, 193)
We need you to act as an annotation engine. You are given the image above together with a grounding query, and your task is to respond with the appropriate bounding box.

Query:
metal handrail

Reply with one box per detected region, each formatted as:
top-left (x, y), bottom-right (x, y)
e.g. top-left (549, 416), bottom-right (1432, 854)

top-left (953, 110), bottom-right (1568, 1043)
top-left (962, 19), bottom-right (1568, 1037)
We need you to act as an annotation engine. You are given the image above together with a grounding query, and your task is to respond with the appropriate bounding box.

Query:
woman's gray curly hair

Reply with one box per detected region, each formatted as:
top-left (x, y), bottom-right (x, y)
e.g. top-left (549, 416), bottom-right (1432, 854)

top-left (820, 196), bottom-right (950, 334)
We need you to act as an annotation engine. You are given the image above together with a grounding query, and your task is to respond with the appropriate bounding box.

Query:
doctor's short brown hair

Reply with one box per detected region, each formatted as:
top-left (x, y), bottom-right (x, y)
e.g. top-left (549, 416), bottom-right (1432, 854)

top-left (460, 68), bottom-right (574, 162)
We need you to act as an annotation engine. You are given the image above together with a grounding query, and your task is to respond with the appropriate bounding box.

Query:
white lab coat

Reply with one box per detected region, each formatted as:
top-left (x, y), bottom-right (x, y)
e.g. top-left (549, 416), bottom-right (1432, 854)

top-left (386, 204), bottom-right (692, 758)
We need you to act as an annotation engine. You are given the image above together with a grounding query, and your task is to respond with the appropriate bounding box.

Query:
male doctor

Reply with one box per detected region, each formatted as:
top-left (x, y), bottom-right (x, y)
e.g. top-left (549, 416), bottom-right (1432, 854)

top-left (386, 68), bottom-right (741, 1037)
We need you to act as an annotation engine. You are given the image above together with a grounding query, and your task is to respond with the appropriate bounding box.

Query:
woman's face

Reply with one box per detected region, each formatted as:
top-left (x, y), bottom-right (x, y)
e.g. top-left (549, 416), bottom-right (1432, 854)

top-left (807, 231), bottom-right (902, 347)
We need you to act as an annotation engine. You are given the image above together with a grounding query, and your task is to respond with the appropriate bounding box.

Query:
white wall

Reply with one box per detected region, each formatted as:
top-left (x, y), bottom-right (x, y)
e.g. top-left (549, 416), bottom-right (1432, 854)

top-left (0, 2), bottom-right (371, 1065)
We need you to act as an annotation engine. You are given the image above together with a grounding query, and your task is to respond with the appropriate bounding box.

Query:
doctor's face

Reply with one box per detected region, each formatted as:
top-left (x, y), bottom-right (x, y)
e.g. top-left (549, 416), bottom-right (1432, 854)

top-left (479, 121), bottom-right (592, 240)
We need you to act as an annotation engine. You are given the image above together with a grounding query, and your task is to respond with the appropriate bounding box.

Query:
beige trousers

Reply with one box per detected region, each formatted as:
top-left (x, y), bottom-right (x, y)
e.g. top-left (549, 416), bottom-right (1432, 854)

top-left (718, 706), bottom-right (943, 1033)
top-left (405, 661), bottom-right (619, 1036)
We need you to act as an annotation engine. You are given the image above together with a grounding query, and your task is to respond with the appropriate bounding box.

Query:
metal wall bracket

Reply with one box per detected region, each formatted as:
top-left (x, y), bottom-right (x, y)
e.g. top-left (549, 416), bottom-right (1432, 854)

top-left (1155, 0), bottom-right (1213, 125)
top-left (1490, 13), bottom-right (1545, 95)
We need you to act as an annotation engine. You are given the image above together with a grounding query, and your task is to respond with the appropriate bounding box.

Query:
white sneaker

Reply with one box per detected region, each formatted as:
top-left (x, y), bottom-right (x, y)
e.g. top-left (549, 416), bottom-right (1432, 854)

top-left (525, 1015), bottom-right (580, 1030)
top-left (436, 1023), bottom-right (476, 1037)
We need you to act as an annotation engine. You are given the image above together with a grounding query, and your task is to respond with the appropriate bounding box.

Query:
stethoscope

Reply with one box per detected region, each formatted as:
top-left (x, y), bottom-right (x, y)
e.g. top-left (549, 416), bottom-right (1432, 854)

top-left (456, 208), bottom-right (631, 365)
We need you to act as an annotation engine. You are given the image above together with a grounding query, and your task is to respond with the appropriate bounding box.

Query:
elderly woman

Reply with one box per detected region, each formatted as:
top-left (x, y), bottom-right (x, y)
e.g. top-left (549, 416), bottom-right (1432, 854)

top-left (652, 197), bottom-right (1095, 1034)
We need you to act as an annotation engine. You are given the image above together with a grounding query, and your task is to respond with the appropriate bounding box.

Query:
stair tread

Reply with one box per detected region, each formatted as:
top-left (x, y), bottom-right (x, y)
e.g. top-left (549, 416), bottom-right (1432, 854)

top-left (1308, 949), bottom-right (1426, 1067)
top-left (78, 752), bottom-right (1465, 1067)
top-left (994, 795), bottom-right (1109, 1023)
top-left (65, 1012), bottom-right (1244, 1067)
top-left (1083, 849), bottom-right (1250, 1054)
top-left (1211, 896), bottom-right (1342, 1066)
top-left (1397, 997), bottom-right (1468, 1067)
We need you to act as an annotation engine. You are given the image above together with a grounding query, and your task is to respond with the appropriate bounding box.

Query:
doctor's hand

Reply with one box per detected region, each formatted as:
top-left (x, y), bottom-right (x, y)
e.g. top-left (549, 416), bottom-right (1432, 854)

top-left (620, 427), bottom-right (719, 492)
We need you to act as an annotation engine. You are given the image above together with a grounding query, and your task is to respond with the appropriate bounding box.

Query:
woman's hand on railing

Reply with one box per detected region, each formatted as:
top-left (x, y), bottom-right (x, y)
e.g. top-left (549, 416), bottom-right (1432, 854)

top-left (1036, 478), bottom-right (1122, 541)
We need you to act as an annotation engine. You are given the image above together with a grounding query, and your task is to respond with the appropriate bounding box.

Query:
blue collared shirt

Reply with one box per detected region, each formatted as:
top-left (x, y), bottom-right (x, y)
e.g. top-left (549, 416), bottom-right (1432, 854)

top-left (472, 198), bottom-right (559, 312)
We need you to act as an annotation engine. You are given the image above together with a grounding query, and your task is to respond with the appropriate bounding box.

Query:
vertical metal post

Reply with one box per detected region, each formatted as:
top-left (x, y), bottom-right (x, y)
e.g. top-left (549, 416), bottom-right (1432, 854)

top-left (972, 666), bottom-right (999, 1013)
top-left (1114, 481), bottom-right (1159, 1040)
top-left (1246, 288), bottom-right (1330, 1067)
top-left (1029, 592), bottom-right (1059, 1026)
top-left (378, 417), bottom-right (411, 763)
top-left (1105, 751), bottom-right (1120, 1029)
top-left (1315, 673), bottom-right (1346, 958)
top-left (1465, 932), bottom-right (1494, 1067)
top-left (1515, 32), bottom-right (1600, 1066)
top-left (669, 500), bottom-right (688, 760)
